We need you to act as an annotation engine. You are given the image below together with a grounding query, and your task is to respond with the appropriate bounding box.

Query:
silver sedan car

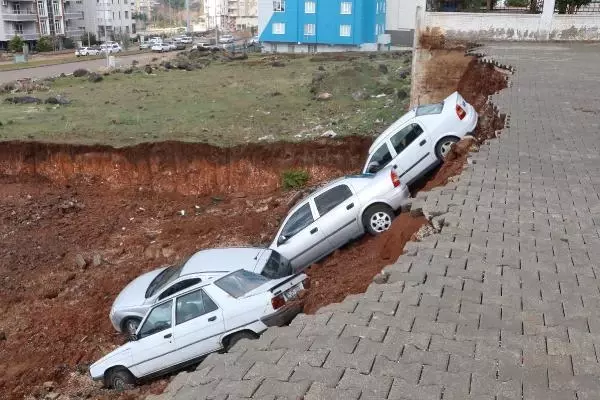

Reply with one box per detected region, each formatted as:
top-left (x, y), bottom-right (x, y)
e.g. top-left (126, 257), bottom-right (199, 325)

top-left (270, 166), bottom-right (410, 270)
top-left (110, 247), bottom-right (292, 335)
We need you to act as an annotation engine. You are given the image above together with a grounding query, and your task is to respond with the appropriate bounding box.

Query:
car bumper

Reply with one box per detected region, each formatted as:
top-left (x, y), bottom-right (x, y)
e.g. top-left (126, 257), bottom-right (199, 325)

top-left (465, 105), bottom-right (478, 134)
top-left (260, 303), bottom-right (303, 327)
top-left (382, 184), bottom-right (411, 212)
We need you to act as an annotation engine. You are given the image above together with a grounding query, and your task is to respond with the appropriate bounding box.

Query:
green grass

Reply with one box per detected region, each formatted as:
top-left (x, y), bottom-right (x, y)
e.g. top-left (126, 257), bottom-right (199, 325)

top-left (0, 52), bottom-right (412, 146)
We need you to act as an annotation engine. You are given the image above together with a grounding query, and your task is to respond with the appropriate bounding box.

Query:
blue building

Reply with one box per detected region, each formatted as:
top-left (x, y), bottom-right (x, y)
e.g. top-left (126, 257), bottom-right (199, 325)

top-left (258, 0), bottom-right (387, 53)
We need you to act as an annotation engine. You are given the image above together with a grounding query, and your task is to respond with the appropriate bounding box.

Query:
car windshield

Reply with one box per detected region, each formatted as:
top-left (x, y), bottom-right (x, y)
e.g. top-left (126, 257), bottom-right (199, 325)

top-left (145, 263), bottom-right (185, 298)
top-left (416, 102), bottom-right (444, 116)
top-left (215, 270), bottom-right (270, 298)
top-left (261, 250), bottom-right (293, 279)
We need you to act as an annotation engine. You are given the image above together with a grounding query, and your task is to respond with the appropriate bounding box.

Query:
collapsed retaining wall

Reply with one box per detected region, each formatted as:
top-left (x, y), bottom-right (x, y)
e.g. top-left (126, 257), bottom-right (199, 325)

top-left (0, 138), bottom-right (371, 196)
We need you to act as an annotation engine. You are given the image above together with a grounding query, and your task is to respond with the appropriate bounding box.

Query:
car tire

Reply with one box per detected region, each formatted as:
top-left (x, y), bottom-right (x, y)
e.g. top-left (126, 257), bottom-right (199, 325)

top-left (435, 136), bottom-right (460, 161)
top-left (122, 317), bottom-right (141, 336)
top-left (224, 331), bottom-right (257, 352)
top-left (362, 204), bottom-right (395, 236)
top-left (107, 368), bottom-right (135, 391)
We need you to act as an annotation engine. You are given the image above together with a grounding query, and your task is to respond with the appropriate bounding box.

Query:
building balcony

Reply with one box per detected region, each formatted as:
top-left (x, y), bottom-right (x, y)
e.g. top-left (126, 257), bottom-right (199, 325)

top-left (65, 28), bottom-right (84, 37)
top-left (2, 11), bottom-right (37, 21)
top-left (64, 12), bottom-right (84, 19)
top-left (6, 31), bottom-right (38, 40)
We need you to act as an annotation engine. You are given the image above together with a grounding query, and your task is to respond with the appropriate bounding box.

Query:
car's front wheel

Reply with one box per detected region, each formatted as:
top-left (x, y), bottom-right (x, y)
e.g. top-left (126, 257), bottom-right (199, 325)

top-left (107, 368), bottom-right (135, 391)
top-left (122, 317), bottom-right (141, 336)
top-left (224, 331), bottom-right (258, 352)
top-left (363, 204), bottom-right (395, 235)
top-left (435, 136), bottom-right (460, 161)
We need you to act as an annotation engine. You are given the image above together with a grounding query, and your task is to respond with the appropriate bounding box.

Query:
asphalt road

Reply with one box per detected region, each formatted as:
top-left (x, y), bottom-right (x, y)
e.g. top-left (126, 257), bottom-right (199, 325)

top-left (0, 52), bottom-right (174, 84)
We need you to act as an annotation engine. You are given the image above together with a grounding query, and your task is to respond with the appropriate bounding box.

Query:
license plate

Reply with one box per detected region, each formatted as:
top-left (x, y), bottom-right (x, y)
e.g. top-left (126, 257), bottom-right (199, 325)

top-left (283, 284), bottom-right (303, 300)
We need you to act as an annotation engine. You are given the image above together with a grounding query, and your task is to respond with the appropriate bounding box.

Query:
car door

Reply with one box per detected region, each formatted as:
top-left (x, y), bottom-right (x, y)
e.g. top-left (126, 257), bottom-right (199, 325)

top-left (129, 300), bottom-right (178, 377)
top-left (313, 184), bottom-right (362, 248)
top-left (172, 288), bottom-right (225, 362)
top-left (388, 123), bottom-right (429, 185)
top-left (273, 202), bottom-right (331, 270)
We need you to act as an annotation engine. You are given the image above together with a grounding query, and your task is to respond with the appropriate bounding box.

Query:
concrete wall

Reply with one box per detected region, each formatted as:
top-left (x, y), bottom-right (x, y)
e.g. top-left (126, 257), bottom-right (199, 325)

top-left (386, 0), bottom-right (416, 46)
top-left (417, 0), bottom-right (600, 41)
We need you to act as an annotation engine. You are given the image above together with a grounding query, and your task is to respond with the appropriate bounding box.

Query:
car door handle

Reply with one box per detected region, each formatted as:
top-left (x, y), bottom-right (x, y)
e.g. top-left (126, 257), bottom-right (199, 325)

top-left (419, 140), bottom-right (427, 146)
top-left (346, 203), bottom-right (354, 210)
top-left (208, 316), bottom-right (217, 322)
top-left (310, 227), bottom-right (318, 234)
top-left (164, 333), bottom-right (172, 339)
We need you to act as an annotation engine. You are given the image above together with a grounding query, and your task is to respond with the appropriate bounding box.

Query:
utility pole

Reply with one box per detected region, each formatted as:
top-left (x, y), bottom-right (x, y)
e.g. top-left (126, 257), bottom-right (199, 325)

top-left (185, 0), bottom-right (190, 33)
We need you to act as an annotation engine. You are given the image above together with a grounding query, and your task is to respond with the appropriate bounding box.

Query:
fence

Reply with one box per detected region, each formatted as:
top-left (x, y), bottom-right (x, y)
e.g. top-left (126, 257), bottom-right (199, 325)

top-left (555, 0), bottom-right (600, 13)
top-left (426, 0), bottom-right (544, 13)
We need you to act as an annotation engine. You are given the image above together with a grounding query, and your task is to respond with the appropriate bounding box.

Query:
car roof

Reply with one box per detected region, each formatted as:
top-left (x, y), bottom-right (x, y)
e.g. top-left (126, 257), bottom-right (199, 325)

top-left (290, 175), bottom-right (373, 210)
top-left (180, 247), bottom-right (268, 276)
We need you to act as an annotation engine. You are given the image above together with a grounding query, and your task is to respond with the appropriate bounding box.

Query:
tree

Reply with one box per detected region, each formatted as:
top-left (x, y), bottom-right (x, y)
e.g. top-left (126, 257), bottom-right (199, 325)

top-left (81, 33), bottom-right (98, 46)
top-left (556, 0), bottom-right (592, 13)
top-left (8, 35), bottom-right (24, 53)
top-left (35, 36), bottom-right (53, 52)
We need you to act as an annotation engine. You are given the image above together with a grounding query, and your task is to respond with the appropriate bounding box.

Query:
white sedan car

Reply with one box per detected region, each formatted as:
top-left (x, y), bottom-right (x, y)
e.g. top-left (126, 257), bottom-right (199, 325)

top-left (363, 91), bottom-right (478, 184)
top-left (90, 269), bottom-right (307, 390)
top-left (75, 47), bottom-right (99, 56)
top-left (270, 168), bottom-right (410, 270)
top-left (110, 247), bottom-right (293, 335)
top-left (151, 43), bottom-right (170, 52)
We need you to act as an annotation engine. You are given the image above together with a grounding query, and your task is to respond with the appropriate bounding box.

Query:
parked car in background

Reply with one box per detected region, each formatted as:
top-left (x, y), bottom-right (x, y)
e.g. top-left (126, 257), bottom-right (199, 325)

top-left (109, 247), bottom-right (294, 335)
top-left (219, 34), bottom-right (234, 44)
top-left (174, 41), bottom-right (186, 50)
top-left (139, 42), bottom-right (151, 50)
top-left (180, 35), bottom-right (193, 44)
top-left (362, 91), bottom-right (478, 184)
top-left (270, 169), bottom-right (410, 270)
top-left (151, 43), bottom-right (170, 52)
top-left (163, 40), bottom-right (177, 51)
top-left (99, 43), bottom-right (122, 54)
top-left (192, 42), bottom-right (219, 51)
top-left (90, 269), bottom-right (308, 390)
top-left (75, 47), bottom-right (100, 56)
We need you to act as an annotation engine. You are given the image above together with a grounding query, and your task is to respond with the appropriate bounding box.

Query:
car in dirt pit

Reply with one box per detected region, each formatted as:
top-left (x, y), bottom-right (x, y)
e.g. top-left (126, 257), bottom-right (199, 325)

top-left (270, 166), bottom-right (410, 270)
top-left (91, 269), bottom-right (308, 390)
top-left (110, 247), bottom-right (293, 335)
top-left (362, 91), bottom-right (478, 184)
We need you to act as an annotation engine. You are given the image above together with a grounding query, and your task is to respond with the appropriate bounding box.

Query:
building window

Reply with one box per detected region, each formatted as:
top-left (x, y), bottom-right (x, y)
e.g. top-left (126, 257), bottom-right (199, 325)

top-left (304, 23), bottom-right (315, 36)
top-left (305, 1), bottom-right (315, 13)
top-left (15, 23), bottom-right (24, 34)
top-left (37, 1), bottom-right (46, 16)
top-left (52, 0), bottom-right (60, 15)
top-left (273, 0), bottom-right (285, 11)
top-left (340, 24), bottom-right (351, 37)
top-left (125, 11), bottom-right (128, 18)
top-left (119, 11), bottom-right (121, 19)
top-left (54, 20), bottom-right (62, 34)
top-left (341, 2), bottom-right (352, 14)
top-left (41, 20), bottom-right (49, 35)
top-left (272, 22), bottom-right (285, 35)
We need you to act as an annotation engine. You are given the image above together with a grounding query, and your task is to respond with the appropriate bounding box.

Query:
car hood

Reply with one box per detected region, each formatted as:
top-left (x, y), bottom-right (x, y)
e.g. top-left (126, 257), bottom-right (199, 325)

top-left (112, 267), bottom-right (166, 310)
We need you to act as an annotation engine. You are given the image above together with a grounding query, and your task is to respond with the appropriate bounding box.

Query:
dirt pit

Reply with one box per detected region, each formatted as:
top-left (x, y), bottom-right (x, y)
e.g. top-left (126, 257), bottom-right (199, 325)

top-left (0, 47), bottom-right (509, 400)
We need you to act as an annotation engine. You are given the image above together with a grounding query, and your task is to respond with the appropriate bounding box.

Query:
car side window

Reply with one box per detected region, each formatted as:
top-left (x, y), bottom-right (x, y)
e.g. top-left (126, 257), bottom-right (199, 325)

top-left (314, 185), bottom-right (353, 217)
top-left (281, 203), bottom-right (314, 239)
top-left (390, 124), bottom-right (424, 155)
top-left (158, 278), bottom-right (202, 301)
top-left (175, 289), bottom-right (218, 325)
top-left (138, 300), bottom-right (172, 338)
top-left (367, 143), bottom-right (393, 173)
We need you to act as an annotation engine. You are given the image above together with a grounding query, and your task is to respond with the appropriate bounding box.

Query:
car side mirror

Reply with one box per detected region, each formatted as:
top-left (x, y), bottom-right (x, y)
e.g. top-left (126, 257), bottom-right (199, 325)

top-left (277, 235), bottom-right (288, 245)
top-left (366, 162), bottom-right (380, 174)
top-left (128, 333), bottom-right (139, 342)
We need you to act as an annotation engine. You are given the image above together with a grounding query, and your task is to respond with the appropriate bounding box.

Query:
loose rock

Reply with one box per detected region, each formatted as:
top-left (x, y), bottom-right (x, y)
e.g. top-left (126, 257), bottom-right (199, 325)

top-left (4, 96), bottom-right (42, 104)
top-left (144, 65), bottom-right (153, 74)
top-left (88, 73), bottom-right (103, 83)
top-left (352, 89), bottom-right (369, 101)
top-left (271, 60), bottom-right (285, 67)
top-left (92, 254), bottom-right (102, 267)
top-left (45, 95), bottom-right (71, 105)
top-left (74, 254), bottom-right (87, 268)
top-left (72, 69), bottom-right (89, 77)
top-left (321, 130), bottom-right (337, 138)
top-left (316, 92), bottom-right (333, 101)
top-left (0, 331), bottom-right (6, 341)
top-left (379, 64), bottom-right (389, 74)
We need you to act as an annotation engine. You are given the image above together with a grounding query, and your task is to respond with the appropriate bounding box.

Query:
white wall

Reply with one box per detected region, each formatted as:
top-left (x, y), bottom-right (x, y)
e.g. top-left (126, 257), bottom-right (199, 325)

top-left (387, 0), bottom-right (416, 31)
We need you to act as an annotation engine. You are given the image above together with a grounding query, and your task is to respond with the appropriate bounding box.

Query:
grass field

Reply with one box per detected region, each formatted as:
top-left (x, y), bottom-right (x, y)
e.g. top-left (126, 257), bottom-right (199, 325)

top-left (0, 52), bottom-right (412, 146)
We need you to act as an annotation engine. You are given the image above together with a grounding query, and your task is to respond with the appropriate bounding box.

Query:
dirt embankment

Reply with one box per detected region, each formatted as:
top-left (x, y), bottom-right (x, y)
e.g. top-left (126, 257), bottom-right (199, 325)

top-left (0, 138), bottom-right (371, 196)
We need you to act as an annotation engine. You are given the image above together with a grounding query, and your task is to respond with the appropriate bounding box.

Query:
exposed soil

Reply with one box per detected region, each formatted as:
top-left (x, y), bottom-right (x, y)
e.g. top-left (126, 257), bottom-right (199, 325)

top-left (0, 43), bottom-right (509, 400)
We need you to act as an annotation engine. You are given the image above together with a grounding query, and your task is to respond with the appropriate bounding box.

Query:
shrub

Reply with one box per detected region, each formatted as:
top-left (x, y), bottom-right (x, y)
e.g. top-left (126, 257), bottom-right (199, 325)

top-left (36, 36), bottom-right (53, 52)
top-left (282, 170), bottom-right (310, 190)
top-left (63, 37), bottom-right (76, 49)
top-left (8, 35), bottom-right (24, 53)
top-left (505, 0), bottom-right (529, 6)
top-left (73, 69), bottom-right (89, 77)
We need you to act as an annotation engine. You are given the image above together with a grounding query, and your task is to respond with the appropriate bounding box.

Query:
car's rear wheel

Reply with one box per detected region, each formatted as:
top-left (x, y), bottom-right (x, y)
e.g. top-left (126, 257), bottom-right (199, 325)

top-left (435, 136), bottom-right (460, 161)
top-left (363, 204), bottom-right (395, 235)
top-left (224, 331), bottom-right (258, 352)
top-left (107, 368), bottom-right (135, 391)
top-left (122, 317), bottom-right (141, 336)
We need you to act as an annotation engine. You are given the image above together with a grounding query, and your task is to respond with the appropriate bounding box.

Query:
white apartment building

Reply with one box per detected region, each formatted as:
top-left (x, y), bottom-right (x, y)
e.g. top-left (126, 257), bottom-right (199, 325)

top-left (0, 0), bottom-right (84, 49)
top-left (206, 0), bottom-right (256, 31)
top-left (83, 0), bottom-right (134, 42)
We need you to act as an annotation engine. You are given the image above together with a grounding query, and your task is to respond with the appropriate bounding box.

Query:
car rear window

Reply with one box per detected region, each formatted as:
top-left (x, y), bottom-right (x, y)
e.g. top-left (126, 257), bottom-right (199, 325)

top-left (215, 270), bottom-right (270, 298)
top-left (261, 251), bottom-right (293, 279)
top-left (416, 102), bottom-right (444, 116)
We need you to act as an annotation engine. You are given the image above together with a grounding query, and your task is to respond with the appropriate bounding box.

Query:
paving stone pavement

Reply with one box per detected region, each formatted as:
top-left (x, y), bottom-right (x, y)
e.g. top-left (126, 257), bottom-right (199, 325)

top-left (149, 42), bottom-right (600, 400)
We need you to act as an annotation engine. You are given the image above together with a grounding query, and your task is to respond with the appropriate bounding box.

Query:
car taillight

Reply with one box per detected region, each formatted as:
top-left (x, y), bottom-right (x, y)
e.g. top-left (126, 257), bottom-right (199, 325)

top-left (390, 169), bottom-right (401, 188)
top-left (271, 294), bottom-right (285, 310)
top-left (456, 104), bottom-right (466, 120)
top-left (303, 277), bottom-right (311, 289)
